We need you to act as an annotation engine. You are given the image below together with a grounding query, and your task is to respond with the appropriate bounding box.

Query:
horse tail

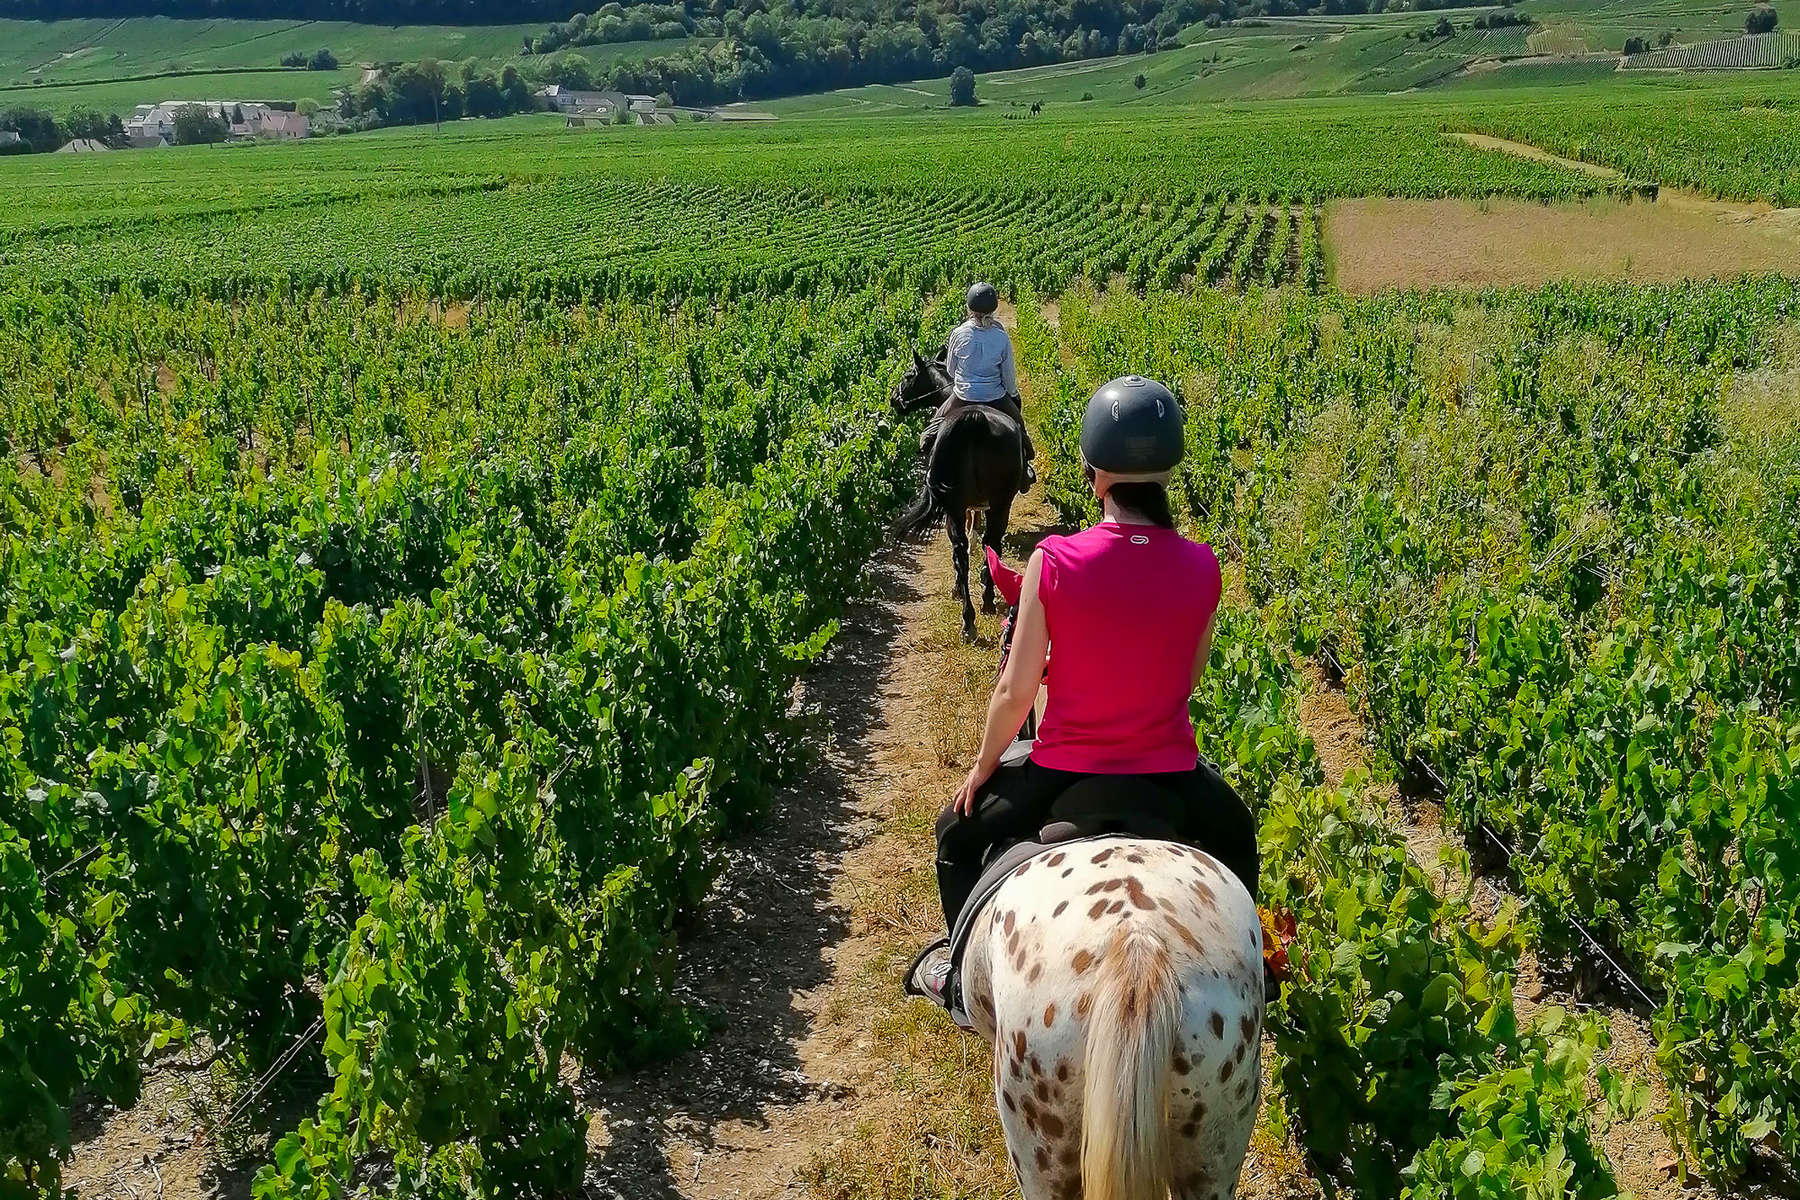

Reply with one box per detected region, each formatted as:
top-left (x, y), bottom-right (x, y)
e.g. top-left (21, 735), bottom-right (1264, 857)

top-left (891, 479), bottom-right (943, 538)
top-left (1081, 927), bottom-right (1178, 1200)
top-left (892, 407), bottom-right (986, 537)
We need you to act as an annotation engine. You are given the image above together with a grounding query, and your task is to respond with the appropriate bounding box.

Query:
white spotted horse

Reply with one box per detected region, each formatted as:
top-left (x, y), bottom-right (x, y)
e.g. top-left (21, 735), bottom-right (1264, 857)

top-left (929, 552), bottom-right (1265, 1200)
top-left (961, 837), bottom-right (1264, 1200)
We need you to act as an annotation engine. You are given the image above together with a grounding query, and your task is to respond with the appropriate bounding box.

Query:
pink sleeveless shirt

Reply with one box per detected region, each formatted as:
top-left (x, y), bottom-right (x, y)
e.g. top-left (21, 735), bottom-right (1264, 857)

top-left (1030, 522), bottom-right (1222, 775)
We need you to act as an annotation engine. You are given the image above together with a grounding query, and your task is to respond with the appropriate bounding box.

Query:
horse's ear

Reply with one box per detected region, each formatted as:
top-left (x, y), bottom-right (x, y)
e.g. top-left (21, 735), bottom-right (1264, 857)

top-left (912, 347), bottom-right (927, 368)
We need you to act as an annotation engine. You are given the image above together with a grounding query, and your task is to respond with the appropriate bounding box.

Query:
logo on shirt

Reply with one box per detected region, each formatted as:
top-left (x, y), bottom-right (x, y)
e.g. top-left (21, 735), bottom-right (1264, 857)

top-left (1130, 535), bottom-right (1150, 546)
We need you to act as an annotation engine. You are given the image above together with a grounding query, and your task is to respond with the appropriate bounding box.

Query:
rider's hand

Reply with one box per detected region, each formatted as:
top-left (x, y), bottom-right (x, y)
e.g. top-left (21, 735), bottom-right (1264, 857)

top-left (952, 762), bottom-right (993, 817)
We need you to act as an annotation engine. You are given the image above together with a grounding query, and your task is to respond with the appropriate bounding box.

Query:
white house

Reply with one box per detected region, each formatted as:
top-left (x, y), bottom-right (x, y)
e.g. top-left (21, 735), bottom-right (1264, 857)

top-left (537, 85), bottom-right (630, 115)
top-left (125, 101), bottom-right (308, 146)
top-left (56, 138), bottom-right (112, 153)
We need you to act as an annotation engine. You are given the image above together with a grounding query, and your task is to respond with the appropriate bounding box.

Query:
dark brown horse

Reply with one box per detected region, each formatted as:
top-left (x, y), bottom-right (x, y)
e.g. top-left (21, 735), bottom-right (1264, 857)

top-left (891, 346), bottom-right (1024, 640)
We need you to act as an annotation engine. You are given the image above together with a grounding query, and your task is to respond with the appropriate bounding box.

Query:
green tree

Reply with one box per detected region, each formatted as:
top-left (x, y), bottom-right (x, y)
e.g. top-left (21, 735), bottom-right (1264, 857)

top-left (309, 47), bottom-right (339, 70)
top-left (0, 105), bottom-right (62, 152)
top-left (172, 104), bottom-right (229, 144)
top-left (949, 65), bottom-right (976, 106)
top-left (1623, 35), bottom-right (1648, 53)
top-left (1746, 5), bottom-right (1777, 33)
top-left (64, 105), bottom-right (125, 147)
top-left (1133, 71), bottom-right (1147, 88)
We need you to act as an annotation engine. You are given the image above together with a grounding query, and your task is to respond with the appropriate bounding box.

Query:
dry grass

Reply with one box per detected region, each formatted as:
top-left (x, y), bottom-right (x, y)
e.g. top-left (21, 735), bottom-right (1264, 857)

top-left (801, 595), bottom-right (1021, 1200)
top-left (1327, 195), bottom-right (1800, 294)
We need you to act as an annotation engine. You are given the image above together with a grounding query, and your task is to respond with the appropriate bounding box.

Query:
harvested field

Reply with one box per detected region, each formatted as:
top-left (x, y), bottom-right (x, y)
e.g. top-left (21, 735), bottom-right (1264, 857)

top-left (1326, 194), bottom-right (1800, 293)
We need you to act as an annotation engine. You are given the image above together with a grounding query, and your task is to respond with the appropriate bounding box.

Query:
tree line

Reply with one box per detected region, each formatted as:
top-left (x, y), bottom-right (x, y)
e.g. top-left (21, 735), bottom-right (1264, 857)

top-left (0, 106), bottom-right (125, 152)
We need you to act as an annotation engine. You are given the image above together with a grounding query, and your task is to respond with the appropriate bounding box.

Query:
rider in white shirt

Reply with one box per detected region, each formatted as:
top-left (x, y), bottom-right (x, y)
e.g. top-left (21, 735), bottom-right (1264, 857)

top-left (920, 282), bottom-right (1036, 489)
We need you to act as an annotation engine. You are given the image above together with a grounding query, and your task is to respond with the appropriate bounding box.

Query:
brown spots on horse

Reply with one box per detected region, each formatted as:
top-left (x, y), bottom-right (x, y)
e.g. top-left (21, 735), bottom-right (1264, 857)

top-left (1043, 1003), bottom-right (1057, 1028)
top-left (1210, 1011), bottom-right (1226, 1039)
top-left (1091, 848), bottom-right (1115, 865)
top-left (1086, 879), bottom-right (1122, 895)
top-left (1013, 1030), bottom-right (1027, 1059)
top-left (1159, 897), bottom-right (1176, 913)
top-left (1035, 1146), bottom-right (1051, 1171)
top-left (1189, 1099), bottom-right (1207, 1123)
top-left (1047, 852), bottom-right (1065, 867)
top-left (1088, 900), bottom-right (1108, 920)
top-left (1056, 1061), bottom-right (1071, 1083)
top-left (1106, 899), bottom-right (1125, 915)
top-left (1040, 1110), bottom-right (1066, 1138)
top-left (1126, 852), bottom-right (1145, 864)
top-left (1219, 1056), bottom-right (1236, 1083)
top-left (1175, 923), bottom-right (1205, 954)
top-left (1181, 1120), bottom-right (1199, 1138)
top-left (1061, 868), bottom-right (1073, 878)
top-left (1004, 911), bottom-right (1017, 935)
top-left (1014, 861), bottom-right (1031, 877)
top-left (1003, 1091), bottom-right (1018, 1112)
top-left (1192, 877), bottom-right (1216, 906)
top-left (1124, 877), bottom-right (1154, 911)
top-left (1030, 1054), bottom-right (1045, 1078)
top-left (1172, 1052), bottom-right (1191, 1075)
top-left (1027, 963), bottom-right (1043, 984)
top-left (1075, 992), bottom-right (1092, 1019)
top-left (1240, 1013), bottom-right (1257, 1043)
top-left (1053, 901), bottom-right (1068, 918)
top-left (1072, 949), bottom-right (1094, 974)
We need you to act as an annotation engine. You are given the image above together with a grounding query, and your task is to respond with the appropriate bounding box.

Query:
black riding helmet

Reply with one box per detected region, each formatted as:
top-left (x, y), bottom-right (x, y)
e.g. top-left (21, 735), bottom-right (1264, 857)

top-left (966, 281), bottom-right (999, 315)
top-left (1080, 375), bottom-right (1184, 474)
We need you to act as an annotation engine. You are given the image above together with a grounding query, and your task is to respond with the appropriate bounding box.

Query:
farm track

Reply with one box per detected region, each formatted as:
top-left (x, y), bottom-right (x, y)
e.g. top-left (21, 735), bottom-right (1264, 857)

top-left (1296, 671), bottom-right (1723, 1200)
top-left (574, 301), bottom-right (1320, 1200)
top-left (1453, 131), bottom-right (1800, 238)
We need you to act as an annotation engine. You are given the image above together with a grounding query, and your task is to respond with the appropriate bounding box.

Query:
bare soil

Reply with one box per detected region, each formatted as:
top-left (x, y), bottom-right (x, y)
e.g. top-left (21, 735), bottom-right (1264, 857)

top-left (1327, 133), bottom-right (1800, 294)
top-left (1327, 194), bottom-right (1800, 294)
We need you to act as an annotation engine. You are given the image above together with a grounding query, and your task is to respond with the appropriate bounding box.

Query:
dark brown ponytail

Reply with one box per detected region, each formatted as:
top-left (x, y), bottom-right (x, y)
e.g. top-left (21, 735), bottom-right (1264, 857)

top-left (1107, 481), bottom-right (1176, 529)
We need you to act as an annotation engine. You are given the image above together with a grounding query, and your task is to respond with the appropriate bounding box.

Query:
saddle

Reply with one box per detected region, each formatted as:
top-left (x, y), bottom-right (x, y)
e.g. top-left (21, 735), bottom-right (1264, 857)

top-left (912, 768), bottom-right (1191, 1023)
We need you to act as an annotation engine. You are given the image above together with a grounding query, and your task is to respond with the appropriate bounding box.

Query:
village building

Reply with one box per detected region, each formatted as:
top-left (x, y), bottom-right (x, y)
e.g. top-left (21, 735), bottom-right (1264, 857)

top-left (56, 138), bottom-right (112, 153)
top-left (125, 101), bottom-right (309, 146)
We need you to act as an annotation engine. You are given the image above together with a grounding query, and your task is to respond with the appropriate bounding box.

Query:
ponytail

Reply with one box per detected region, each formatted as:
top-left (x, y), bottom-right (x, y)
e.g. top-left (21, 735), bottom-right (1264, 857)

top-left (1107, 482), bottom-right (1176, 529)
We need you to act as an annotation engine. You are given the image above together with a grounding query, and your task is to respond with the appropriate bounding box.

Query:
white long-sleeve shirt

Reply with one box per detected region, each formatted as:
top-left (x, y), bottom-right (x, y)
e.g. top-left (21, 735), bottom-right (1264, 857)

top-left (947, 317), bottom-right (1018, 403)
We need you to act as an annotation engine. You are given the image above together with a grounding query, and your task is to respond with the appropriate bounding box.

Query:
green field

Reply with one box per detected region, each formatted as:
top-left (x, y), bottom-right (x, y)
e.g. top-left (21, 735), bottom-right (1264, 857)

top-left (0, 66), bottom-right (362, 114)
top-left (4, 23), bottom-right (1800, 1200)
top-left (0, 16), bottom-right (548, 85)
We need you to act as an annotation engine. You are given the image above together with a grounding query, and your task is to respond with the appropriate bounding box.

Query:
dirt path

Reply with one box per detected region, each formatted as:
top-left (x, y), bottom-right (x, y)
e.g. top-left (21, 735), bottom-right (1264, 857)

top-left (578, 532), bottom-right (947, 1199)
top-left (1454, 131), bottom-right (1800, 233)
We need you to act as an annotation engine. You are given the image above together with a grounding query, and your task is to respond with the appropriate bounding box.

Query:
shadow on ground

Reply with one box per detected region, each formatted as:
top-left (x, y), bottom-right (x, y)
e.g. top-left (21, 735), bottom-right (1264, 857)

top-left (577, 542), bottom-right (927, 1199)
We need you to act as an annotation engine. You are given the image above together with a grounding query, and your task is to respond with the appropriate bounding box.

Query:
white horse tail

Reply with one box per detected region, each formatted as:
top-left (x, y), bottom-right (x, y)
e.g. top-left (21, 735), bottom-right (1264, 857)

top-left (1081, 925), bottom-right (1179, 1200)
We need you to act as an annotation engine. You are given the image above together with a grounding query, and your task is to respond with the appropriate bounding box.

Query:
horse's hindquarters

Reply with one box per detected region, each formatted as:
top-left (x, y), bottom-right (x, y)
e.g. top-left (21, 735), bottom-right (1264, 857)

top-left (961, 838), bottom-right (1263, 1200)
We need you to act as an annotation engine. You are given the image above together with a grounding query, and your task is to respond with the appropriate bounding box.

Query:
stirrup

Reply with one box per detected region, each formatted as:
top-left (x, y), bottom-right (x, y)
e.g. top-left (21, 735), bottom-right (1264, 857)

top-left (903, 936), bottom-right (973, 1029)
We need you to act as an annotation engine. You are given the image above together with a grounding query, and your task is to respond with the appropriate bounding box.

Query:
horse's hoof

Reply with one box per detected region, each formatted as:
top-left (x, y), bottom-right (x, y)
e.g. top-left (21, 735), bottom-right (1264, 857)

top-left (961, 624), bottom-right (977, 643)
top-left (981, 599), bottom-right (996, 615)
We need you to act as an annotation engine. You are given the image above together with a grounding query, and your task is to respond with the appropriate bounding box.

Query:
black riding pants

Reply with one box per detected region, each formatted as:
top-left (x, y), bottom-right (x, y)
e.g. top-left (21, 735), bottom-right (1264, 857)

top-left (933, 757), bottom-right (1258, 929)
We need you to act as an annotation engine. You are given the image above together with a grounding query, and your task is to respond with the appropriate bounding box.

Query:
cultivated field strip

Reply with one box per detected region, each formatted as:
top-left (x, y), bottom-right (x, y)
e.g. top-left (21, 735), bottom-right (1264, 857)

top-left (0, 179), bottom-right (1325, 296)
top-left (0, 284), bottom-right (928, 1198)
top-left (1034, 281), bottom-right (1800, 1186)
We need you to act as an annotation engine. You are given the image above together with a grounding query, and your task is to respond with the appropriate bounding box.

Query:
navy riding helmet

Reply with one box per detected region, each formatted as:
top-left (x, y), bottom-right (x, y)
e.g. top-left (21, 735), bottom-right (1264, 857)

top-left (966, 281), bottom-right (999, 315)
top-left (1080, 375), bottom-right (1184, 474)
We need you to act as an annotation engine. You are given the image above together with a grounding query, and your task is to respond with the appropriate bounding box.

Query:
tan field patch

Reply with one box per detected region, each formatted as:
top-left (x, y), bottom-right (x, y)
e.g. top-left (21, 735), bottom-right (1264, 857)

top-left (1327, 195), bottom-right (1800, 294)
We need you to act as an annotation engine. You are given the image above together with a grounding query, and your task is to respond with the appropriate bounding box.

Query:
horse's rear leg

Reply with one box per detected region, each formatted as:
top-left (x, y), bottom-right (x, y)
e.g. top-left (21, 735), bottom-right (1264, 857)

top-left (980, 497), bottom-right (1012, 615)
top-left (947, 509), bottom-right (976, 640)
